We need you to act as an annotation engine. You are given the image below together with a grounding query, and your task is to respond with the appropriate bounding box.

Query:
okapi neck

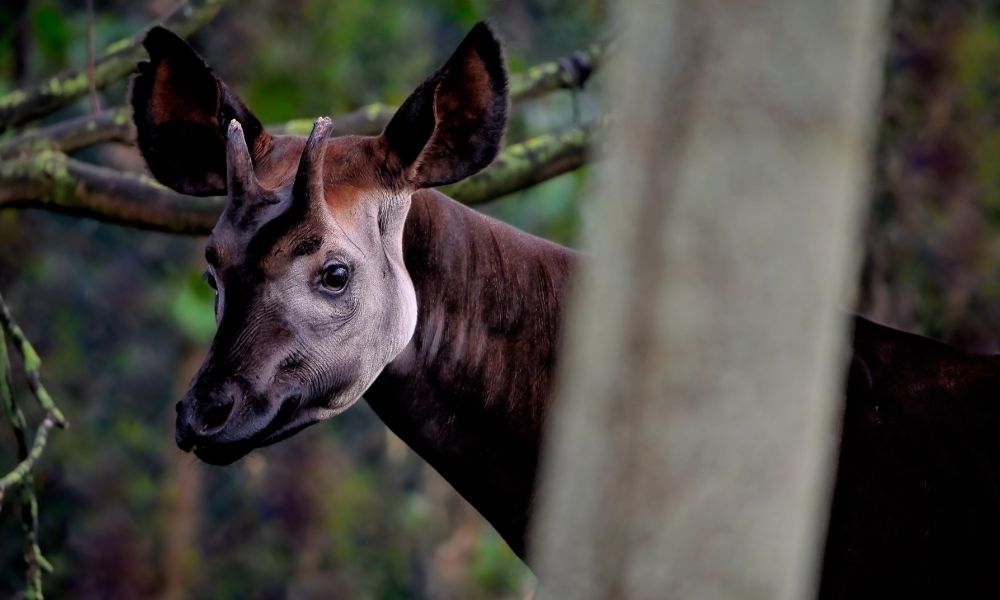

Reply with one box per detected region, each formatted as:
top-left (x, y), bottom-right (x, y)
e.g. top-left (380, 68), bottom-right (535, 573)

top-left (364, 188), bottom-right (577, 559)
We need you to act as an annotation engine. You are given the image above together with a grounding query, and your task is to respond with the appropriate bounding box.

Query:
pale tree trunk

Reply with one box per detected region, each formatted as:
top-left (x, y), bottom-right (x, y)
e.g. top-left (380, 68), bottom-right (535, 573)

top-left (531, 2), bottom-right (886, 599)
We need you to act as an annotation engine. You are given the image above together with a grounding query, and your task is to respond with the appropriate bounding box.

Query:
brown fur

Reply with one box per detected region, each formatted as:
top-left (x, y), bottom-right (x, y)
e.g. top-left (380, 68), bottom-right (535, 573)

top-left (367, 189), bottom-right (576, 556)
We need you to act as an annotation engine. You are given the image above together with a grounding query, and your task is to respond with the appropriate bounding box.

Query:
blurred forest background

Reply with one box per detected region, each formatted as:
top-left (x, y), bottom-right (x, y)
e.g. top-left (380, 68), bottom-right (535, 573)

top-left (1, 0), bottom-right (999, 598)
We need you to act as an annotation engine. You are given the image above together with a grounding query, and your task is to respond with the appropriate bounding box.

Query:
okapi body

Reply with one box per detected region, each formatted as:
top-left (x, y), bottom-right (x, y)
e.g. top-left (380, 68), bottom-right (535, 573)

top-left (822, 316), bottom-right (1000, 599)
top-left (132, 23), bottom-right (1000, 598)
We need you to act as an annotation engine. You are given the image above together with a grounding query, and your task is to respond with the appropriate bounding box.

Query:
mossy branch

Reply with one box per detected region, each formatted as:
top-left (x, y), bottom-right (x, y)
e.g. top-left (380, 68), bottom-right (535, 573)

top-left (442, 121), bottom-right (600, 204)
top-left (0, 150), bottom-right (224, 233)
top-left (0, 298), bottom-right (66, 429)
top-left (0, 0), bottom-right (229, 131)
top-left (508, 38), bottom-right (613, 102)
top-left (0, 107), bottom-right (134, 161)
top-left (275, 103), bottom-right (397, 137)
top-left (0, 124), bottom-right (600, 234)
top-left (1, 37), bottom-right (611, 159)
top-left (0, 293), bottom-right (64, 599)
top-left (278, 40), bottom-right (611, 135)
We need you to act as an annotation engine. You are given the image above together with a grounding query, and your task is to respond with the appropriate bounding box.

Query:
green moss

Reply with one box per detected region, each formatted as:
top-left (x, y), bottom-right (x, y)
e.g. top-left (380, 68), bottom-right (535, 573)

top-left (44, 72), bottom-right (88, 97)
top-left (365, 102), bottom-right (390, 120)
top-left (0, 89), bottom-right (27, 110)
top-left (102, 36), bottom-right (134, 56)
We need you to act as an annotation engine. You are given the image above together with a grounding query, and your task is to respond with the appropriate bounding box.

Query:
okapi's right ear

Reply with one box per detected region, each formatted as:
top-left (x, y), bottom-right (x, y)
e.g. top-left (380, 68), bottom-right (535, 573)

top-left (381, 22), bottom-right (508, 189)
top-left (130, 26), bottom-right (269, 196)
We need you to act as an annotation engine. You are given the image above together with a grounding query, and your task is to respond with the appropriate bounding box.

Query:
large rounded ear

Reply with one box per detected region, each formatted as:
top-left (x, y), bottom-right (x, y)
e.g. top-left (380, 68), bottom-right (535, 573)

top-left (381, 22), bottom-right (508, 189)
top-left (129, 27), bottom-right (269, 196)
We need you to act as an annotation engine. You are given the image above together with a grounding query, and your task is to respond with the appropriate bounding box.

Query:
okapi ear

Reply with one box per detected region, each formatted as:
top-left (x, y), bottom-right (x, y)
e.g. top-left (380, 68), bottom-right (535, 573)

top-left (130, 26), bottom-right (269, 196)
top-left (381, 21), bottom-right (508, 188)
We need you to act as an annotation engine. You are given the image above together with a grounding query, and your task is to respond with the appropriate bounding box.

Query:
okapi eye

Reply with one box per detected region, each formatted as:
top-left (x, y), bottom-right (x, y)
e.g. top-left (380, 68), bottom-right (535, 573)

top-left (321, 264), bottom-right (349, 292)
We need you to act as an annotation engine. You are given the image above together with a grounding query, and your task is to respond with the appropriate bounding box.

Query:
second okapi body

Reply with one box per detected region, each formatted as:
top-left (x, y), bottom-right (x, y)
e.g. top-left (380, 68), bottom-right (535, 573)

top-left (131, 23), bottom-right (1000, 598)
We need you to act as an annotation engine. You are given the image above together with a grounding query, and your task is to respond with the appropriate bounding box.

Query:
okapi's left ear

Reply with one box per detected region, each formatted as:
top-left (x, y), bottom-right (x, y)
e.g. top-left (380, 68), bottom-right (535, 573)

top-left (381, 22), bottom-right (508, 188)
top-left (130, 26), bottom-right (269, 196)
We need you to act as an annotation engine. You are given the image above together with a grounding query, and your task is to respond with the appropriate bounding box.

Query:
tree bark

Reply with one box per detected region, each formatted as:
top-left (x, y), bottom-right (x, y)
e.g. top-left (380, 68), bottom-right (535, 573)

top-left (531, 2), bottom-right (886, 599)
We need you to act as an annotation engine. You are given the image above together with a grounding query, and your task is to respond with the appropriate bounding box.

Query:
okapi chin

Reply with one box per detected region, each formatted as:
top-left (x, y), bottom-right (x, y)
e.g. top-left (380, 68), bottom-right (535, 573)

top-left (133, 21), bottom-right (1000, 597)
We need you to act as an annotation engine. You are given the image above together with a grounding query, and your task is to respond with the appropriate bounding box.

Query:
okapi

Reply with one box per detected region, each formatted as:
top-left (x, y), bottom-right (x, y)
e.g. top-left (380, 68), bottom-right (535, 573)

top-left (131, 23), bottom-right (1000, 599)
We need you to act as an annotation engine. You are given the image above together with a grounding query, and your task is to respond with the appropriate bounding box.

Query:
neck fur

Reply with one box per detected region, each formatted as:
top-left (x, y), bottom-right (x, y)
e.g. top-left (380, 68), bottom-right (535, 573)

top-left (365, 189), bottom-right (577, 558)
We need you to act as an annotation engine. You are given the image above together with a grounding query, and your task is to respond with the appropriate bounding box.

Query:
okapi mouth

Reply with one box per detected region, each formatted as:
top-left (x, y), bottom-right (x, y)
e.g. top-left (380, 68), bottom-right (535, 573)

top-left (188, 402), bottom-right (341, 466)
top-left (178, 370), bottom-right (360, 465)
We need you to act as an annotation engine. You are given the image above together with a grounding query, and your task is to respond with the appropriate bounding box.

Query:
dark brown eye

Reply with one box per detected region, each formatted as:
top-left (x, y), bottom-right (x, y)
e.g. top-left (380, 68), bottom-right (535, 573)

top-left (321, 264), bottom-right (349, 292)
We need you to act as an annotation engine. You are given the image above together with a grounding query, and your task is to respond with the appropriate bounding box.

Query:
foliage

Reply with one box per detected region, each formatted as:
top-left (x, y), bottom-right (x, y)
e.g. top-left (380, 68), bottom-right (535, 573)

top-left (860, 0), bottom-right (1000, 351)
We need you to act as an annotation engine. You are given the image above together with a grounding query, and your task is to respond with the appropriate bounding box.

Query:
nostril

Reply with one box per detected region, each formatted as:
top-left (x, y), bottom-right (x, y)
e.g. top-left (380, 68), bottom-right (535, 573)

top-left (280, 387), bottom-right (302, 412)
top-left (201, 394), bottom-right (236, 432)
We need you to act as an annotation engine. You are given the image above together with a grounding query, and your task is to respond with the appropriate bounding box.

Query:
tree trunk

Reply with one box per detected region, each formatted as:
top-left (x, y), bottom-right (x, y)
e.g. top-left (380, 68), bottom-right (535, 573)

top-left (531, 2), bottom-right (886, 599)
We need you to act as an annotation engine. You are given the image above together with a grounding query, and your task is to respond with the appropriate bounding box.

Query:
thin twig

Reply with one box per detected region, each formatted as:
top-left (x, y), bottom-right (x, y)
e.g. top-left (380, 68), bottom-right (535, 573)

top-left (86, 0), bottom-right (101, 114)
top-left (0, 294), bottom-right (66, 428)
top-left (0, 324), bottom-right (28, 504)
top-left (0, 305), bottom-right (56, 600)
top-left (0, 416), bottom-right (55, 498)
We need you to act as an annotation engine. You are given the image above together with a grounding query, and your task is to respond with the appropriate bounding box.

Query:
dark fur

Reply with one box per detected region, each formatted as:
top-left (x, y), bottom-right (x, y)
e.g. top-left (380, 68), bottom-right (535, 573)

top-left (367, 190), bottom-right (575, 556)
top-left (820, 316), bottom-right (1000, 599)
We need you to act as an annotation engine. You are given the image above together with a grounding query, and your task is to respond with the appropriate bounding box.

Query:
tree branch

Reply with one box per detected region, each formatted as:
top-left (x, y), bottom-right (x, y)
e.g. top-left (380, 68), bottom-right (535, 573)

top-left (0, 124), bottom-right (600, 234)
top-left (0, 0), bottom-right (229, 131)
top-left (275, 103), bottom-right (397, 137)
top-left (441, 121), bottom-right (599, 203)
top-left (508, 38), bottom-right (613, 102)
top-left (0, 294), bottom-right (67, 429)
top-left (0, 108), bottom-right (134, 161)
top-left (0, 293), bottom-right (62, 599)
top-left (0, 150), bottom-right (224, 233)
top-left (2, 38), bottom-right (612, 159)
top-left (277, 39), bottom-right (613, 136)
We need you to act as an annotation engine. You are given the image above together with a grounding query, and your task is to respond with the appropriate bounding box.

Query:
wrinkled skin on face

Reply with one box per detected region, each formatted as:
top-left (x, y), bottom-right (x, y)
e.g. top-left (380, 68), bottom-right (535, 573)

top-left (130, 23), bottom-right (508, 463)
top-left (185, 127), bottom-right (418, 464)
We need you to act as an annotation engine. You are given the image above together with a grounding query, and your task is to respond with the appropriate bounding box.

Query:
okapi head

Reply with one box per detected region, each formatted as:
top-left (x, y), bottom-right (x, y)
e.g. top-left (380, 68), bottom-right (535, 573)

top-left (131, 24), bottom-right (508, 464)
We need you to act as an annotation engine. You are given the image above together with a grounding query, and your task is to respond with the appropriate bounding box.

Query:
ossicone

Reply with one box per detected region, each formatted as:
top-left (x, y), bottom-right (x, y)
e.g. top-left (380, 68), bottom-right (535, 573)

top-left (293, 117), bottom-right (335, 205)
